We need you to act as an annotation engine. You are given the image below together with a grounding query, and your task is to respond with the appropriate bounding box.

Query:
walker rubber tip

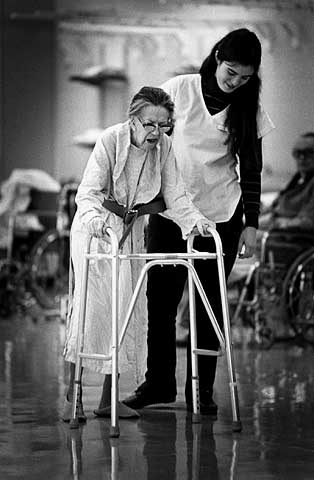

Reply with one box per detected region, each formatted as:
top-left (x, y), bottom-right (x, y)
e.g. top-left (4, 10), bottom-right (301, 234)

top-left (110, 438), bottom-right (119, 448)
top-left (110, 426), bottom-right (120, 438)
top-left (69, 418), bottom-right (80, 429)
top-left (232, 420), bottom-right (242, 432)
top-left (192, 412), bottom-right (202, 424)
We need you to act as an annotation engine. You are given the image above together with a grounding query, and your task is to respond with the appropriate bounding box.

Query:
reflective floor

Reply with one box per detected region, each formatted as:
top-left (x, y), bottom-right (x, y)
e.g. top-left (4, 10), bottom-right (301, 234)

top-left (1, 313), bottom-right (314, 479)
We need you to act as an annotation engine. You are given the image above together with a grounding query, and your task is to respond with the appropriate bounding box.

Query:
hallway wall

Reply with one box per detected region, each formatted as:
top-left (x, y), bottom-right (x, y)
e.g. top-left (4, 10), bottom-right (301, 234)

top-left (1, 1), bottom-right (314, 192)
top-left (54, 2), bottom-right (314, 190)
top-left (0, 0), bottom-right (56, 182)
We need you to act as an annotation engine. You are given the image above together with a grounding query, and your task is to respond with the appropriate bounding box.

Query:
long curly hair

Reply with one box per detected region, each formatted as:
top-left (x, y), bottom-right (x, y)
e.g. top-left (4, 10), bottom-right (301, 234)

top-left (200, 28), bottom-right (262, 162)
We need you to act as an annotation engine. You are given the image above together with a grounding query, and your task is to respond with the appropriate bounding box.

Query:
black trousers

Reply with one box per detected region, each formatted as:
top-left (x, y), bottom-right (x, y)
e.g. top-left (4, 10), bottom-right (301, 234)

top-left (145, 201), bottom-right (243, 401)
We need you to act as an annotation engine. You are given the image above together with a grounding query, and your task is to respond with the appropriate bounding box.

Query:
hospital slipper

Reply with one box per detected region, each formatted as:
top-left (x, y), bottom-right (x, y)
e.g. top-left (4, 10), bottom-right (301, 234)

top-left (93, 401), bottom-right (140, 419)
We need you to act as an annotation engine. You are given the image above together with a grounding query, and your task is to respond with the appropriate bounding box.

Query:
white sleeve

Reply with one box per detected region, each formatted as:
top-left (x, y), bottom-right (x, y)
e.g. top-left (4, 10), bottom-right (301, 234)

top-left (160, 77), bottom-right (178, 102)
top-left (75, 134), bottom-right (112, 228)
top-left (159, 139), bottom-right (209, 239)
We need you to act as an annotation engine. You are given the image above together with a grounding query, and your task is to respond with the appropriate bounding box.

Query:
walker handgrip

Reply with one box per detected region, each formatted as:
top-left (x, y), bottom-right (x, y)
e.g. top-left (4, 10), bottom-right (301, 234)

top-left (203, 226), bottom-right (217, 237)
top-left (103, 226), bottom-right (119, 252)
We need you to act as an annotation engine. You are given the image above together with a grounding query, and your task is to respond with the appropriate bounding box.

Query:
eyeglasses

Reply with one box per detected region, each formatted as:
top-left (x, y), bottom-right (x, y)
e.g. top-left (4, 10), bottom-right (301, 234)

top-left (293, 148), bottom-right (314, 159)
top-left (137, 117), bottom-right (173, 133)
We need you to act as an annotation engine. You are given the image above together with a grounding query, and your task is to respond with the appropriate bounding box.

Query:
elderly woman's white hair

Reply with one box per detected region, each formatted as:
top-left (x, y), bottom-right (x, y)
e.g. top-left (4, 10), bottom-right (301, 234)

top-left (128, 86), bottom-right (175, 121)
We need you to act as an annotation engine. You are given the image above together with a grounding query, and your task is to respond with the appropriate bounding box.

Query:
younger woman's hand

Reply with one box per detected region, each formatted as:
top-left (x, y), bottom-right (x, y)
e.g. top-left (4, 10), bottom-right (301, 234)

top-left (194, 219), bottom-right (216, 236)
top-left (237, 226), bottom-right (257, 258)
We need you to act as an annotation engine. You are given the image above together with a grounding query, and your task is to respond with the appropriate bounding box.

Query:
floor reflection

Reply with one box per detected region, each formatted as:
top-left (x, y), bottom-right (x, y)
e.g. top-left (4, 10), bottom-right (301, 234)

top-left (1, 315), bottom-right (314, 479)
top-left (62, 426), bottom-right (83, 479)
top-left (61, 411), bottom-right (220, 480)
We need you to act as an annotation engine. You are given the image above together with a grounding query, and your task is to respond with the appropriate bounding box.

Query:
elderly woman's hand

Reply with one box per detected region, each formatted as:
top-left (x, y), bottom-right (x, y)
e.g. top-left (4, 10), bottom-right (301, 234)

top-left (193, 219), bottom-right (216, 236)
top-left (87, 217), bottom-right (109, 239)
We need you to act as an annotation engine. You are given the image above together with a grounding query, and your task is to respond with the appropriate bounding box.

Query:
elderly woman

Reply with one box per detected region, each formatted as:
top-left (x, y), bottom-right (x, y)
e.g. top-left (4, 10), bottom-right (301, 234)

top-left (62, 86), bottom-right (214, 421)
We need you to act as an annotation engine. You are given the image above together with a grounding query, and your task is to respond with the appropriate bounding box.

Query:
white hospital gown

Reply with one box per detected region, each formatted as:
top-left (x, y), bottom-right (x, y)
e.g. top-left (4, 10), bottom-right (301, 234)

top-left (63, 121), bottom-right (208, 385)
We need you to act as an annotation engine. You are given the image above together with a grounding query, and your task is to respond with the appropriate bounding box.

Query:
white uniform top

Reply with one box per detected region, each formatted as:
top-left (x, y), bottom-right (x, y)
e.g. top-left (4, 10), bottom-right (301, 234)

top-left (161, 74), bottom-right (275, 223)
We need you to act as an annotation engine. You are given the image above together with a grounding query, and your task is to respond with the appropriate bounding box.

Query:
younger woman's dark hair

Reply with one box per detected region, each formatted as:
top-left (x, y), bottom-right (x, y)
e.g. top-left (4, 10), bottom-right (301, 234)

top-left (128, 86), bottom-right (175, 120)
top-left (200, 28), bottom-right (262, 165)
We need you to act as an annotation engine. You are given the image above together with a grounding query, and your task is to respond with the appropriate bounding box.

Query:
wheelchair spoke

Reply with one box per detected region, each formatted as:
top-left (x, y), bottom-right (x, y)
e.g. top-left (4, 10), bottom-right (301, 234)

top-left (284, 248), bottom-right (314, 342)
top-left (228, 240), bottom-right (314, 347)
top-left (29, 230), bottom-right (70, 311)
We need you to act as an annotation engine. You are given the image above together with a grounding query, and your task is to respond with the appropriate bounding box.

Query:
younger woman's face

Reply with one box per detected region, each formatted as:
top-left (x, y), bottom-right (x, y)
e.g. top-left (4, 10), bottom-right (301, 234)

top-left (215, 59), bottom-right (255, 94)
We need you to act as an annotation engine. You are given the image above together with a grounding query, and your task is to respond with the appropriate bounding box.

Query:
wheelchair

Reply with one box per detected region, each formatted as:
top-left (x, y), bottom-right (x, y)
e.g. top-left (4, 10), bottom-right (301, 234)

top-left (0, 182), bottom-right (78, 316)
top-left (229, 228), bottom-right (314, 348)
top-left (28, 182), bottom-right (78, 313)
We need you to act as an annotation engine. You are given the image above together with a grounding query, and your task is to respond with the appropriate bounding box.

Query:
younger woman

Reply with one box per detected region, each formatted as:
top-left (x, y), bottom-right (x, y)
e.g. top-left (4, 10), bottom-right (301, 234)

top-left (124, 29), bottom-right (275, 414)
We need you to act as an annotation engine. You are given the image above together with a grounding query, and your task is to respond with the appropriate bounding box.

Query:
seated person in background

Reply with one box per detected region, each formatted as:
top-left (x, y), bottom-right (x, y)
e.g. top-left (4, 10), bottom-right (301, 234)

top-left (260, 132), bottom-right (314, 232)
top-left (259, 132), bottom-right (314, 264)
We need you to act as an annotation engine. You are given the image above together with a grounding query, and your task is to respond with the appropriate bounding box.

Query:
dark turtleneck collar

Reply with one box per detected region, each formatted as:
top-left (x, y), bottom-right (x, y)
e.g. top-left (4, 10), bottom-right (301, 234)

top-left (201, 75), bottom-right (233, 115)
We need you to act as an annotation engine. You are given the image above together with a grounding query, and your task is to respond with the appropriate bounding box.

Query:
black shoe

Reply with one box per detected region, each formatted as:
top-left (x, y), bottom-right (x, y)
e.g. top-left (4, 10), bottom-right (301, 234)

top-left (186, 390), bottom-right (218, 416)
top-left (123, 382), bottom-right (176, 409)
top-left (186, 399), bottom-right (218, 416)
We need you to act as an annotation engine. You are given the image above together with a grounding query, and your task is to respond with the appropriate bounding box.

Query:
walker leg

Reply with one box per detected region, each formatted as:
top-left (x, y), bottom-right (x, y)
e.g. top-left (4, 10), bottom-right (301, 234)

top-left (188, 266), bottom-right (201, 424)
top-left (110, 239), bottom-right (120, 438)
top-left (110, 427), bottom-right (120, 438)
top-left (216, 247), bottom-right (242, 432)
top-left (70, 251), bottom-right (90, 429)
top-left (186, 232), bottom-right (242, 432)
top-left (69, 378), bottom-right (81, 429)
top-left (110, 438), bottom-right (119, 476)
top-left (224, 320), bottom-right (242, 432)
top-left (110, 370), bottom-right (120, 438)
top-left (230, 383), bottom-right (242, 433)
top-left (224, 319), bottom-right (242, 432)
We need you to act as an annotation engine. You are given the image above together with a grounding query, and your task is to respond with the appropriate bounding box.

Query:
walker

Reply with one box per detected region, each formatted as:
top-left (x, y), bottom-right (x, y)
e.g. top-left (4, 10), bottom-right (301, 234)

top-left (69, 226), bottom-right (242, 436)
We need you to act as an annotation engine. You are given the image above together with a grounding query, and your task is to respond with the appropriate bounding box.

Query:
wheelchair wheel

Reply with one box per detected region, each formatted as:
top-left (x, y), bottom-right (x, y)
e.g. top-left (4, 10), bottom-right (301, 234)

top-left (29, 229), bottom-right (70, 311)
top-left (283, 246), bottom-right (314, 343)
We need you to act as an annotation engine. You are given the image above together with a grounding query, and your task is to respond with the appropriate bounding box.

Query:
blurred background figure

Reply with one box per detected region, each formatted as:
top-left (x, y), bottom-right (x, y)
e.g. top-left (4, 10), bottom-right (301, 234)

top-left (259, 132), bottom-right (314, 232)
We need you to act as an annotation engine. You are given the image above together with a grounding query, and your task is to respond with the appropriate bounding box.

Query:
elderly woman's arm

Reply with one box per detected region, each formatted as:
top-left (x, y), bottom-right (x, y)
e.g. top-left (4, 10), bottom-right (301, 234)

top-left (75, 134), bottom-right (113, 236)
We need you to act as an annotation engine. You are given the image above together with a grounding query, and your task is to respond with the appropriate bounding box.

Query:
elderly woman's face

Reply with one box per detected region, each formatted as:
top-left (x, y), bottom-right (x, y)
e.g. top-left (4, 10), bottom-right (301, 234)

top-left (131, 105), bottom-right (172, 150)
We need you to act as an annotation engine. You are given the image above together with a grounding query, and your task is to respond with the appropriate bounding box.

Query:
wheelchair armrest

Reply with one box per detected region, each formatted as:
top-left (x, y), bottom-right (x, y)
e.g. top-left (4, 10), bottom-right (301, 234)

top-left (258, 228), bottom-right (314, 265)
top-left (268, 228), bottom-right (314, 244)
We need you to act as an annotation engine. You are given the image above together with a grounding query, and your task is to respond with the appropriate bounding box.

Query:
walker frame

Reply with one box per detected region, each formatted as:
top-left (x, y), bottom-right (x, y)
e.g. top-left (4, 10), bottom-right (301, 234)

top-left (69, 226), bottom-right (242, 436)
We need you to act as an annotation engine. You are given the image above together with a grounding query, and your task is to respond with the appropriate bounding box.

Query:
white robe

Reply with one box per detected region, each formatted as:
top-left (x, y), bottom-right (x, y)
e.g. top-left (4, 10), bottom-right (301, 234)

top-left (63, 121), bottom-right (208, 384)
